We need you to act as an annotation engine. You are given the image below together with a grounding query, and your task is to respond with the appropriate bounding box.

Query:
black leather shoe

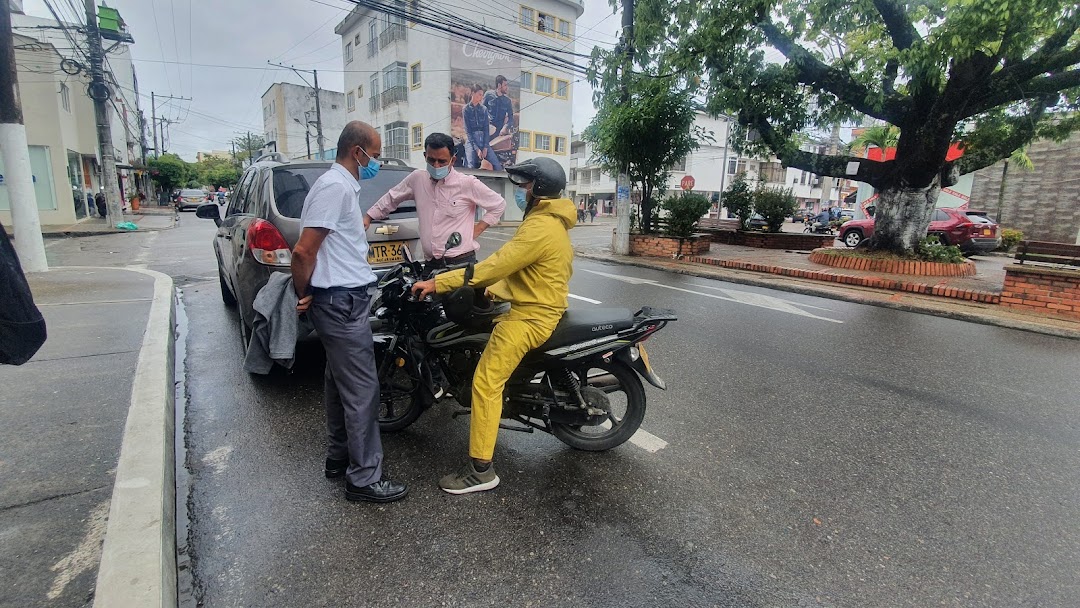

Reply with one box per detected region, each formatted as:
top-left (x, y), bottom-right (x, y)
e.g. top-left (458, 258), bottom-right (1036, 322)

top-left (325, 458), bottom-right (349, 479)
top-left (346, 479), bottom-right (408, 503)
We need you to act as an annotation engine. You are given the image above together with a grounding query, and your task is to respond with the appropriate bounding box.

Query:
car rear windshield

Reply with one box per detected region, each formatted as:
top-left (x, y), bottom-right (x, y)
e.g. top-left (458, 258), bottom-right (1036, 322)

top-left (180, 189), bottom-right (206, 197)
top-left (966, 212), bottom-right (994, 224)
top-left (271, 166), bottom-right (418, 219)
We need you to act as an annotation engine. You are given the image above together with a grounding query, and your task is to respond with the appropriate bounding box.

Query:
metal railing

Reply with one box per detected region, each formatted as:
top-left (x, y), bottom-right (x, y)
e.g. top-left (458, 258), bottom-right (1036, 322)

top-left (369, 95), bottom-right (380, 112)
top-left (380, 85), bottom-right (408, 107)
top-left (379, 24), bottom-right (406, 49)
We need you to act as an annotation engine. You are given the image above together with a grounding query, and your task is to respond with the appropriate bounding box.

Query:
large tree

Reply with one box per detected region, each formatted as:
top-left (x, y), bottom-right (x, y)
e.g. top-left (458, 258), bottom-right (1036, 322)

top-left (630, 0), bottom-right (1080, 252)
top-left (195, 156), bottom-right (240, 190)
top-left (148, 153), bottom-right (191, 195)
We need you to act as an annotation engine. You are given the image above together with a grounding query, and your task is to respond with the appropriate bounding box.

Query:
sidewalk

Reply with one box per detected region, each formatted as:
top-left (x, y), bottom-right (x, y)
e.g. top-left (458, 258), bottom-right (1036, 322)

top-left (576, 242), bottom-right (1080, 339)
top-left (35, 213), bottom-right (176, 238)
top-left (0, 267), bottom-right (176, 607)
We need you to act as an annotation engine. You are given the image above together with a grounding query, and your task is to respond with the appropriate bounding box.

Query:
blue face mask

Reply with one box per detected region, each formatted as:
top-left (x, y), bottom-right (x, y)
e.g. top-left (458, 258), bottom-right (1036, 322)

top-left (427, 163), bottom-right (450, 180)
top-left (357, 147), bottom-right (380, 180)
top-left (514, 187), bottom-right (527, 211)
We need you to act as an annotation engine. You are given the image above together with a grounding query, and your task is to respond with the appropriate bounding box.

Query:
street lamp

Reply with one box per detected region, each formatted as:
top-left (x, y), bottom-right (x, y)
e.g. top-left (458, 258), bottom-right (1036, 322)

top-left (293, 112), bottom-right (318, 159)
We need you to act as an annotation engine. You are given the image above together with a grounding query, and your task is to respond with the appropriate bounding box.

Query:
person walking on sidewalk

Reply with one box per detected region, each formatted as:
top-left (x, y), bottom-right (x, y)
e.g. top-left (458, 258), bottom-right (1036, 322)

top-left (588, 201), bottom-right (597, 223)
top-left (364, 132), bottom-right (505, 266)
top-left (410, 157), bottom-right (575, 495)
top-left (291, 121), bottom-right (407, 504)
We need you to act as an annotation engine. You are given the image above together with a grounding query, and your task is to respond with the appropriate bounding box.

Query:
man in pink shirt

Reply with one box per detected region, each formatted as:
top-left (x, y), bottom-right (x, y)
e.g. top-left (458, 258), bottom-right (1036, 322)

top-left (363, 132), bottom-right (506, 266)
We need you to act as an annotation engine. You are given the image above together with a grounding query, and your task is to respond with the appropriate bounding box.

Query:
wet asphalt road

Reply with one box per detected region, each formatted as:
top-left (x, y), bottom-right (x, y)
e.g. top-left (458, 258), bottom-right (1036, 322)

top-left (43, 217), bottom-right (1080, 607)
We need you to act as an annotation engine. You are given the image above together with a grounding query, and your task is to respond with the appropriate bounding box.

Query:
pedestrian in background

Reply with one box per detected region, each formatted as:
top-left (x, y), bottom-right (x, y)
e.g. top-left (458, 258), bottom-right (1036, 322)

top-left (290, 120), bottom-right (407, 504)
top-left (588, 201), bottom-right (597, 223)
top-left (94, 190), bottom-right (106, 218)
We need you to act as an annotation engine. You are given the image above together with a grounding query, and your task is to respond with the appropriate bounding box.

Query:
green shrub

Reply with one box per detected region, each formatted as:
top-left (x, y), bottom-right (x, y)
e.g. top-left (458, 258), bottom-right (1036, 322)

top-left (753, 186), bottom-right (798, 233)
top-left (1000, 228), bottom-right (1023, 251)
top-left (660, 193), bottom-right (712, 238)
top-left (722, 173), bottom-right (754, 230)
top-left (917, 235), bottom-right (965, 263)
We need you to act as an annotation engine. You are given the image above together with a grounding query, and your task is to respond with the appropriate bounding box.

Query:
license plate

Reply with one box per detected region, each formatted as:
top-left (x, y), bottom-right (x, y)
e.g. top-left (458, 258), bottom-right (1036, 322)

top-left (637, 343), bottom-right (654, 372)
top-left (368, 241), bottom-right (405, 264)
top-left (982, 228), bottom-right (992, 236)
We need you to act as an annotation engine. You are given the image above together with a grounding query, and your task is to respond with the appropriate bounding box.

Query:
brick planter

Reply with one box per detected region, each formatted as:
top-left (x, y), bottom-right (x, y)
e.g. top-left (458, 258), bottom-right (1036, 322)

top-left (704, 229), bottom-right (835, 250)
top-left (1000, 264), bottom-right (1080, 318)
top-left (629, 234), bottom-right (710, 258)
top-left (808, 249), bottom-right (976, 277)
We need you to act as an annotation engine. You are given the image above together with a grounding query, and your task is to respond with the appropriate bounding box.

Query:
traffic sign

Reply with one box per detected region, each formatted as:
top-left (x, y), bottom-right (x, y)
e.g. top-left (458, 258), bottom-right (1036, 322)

top-left (680, 175), bottom-right (695, 191)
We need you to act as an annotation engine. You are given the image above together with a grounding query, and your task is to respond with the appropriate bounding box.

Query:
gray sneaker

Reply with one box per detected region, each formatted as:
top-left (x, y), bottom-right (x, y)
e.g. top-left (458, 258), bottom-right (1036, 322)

top-left (439, 461), bottom-right (500, 495)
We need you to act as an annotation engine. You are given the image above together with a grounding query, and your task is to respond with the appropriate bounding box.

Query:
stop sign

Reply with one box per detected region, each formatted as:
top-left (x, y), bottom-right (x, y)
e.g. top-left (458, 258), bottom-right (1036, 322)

top-left (680, 175), bottom-right (696, 191)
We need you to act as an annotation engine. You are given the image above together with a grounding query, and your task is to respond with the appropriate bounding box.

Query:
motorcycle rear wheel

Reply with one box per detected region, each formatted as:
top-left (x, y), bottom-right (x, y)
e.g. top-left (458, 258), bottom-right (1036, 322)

top-left (550, 360), bottom-right (646, 452)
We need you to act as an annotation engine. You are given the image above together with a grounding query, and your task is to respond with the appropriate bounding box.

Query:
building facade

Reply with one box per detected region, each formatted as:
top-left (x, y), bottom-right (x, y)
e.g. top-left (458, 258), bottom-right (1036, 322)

top-left (261, 82), bottom-right (346, 160)
top-left (1, 9), bottom-right (147, 228)
top-left (334, 0), bottom-right (583, 221)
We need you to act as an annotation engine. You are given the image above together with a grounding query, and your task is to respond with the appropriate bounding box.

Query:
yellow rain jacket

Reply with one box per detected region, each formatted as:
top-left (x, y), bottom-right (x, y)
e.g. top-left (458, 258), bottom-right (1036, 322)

top-left (433, 197), bottom-right (577, 460)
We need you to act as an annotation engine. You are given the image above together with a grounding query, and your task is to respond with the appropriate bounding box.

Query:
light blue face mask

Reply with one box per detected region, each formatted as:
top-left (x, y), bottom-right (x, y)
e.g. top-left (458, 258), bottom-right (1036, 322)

top-left (358, 148), bottom-right (380, 180)
top-left (426, 163), bottom-right (450, 180)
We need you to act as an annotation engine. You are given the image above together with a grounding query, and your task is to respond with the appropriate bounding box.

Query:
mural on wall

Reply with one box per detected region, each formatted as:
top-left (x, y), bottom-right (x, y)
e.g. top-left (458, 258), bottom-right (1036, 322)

top-left (449, 35), bottom-right (520, 171)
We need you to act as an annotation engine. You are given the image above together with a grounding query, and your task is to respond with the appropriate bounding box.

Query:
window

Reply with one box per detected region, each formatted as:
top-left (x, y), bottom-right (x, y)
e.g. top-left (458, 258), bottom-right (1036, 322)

top-left (535, 74), bottom-right (554, 95)
top-left (410, 61), bottom-right (421, 89)
top-left (727, 159), bottom-right (738, 175)
top-left (554, 136), bottom-right (567, 154)
top-left (354, 33), bottom-right (361, 46)
top-left (762, 161), bottom-right (786, 184)
top-left (345, 41), bottom-right (353, 63)
top-left (537, 12), bottom-right (555, 33)
top-left (368, 21), bottom-right (378, 57)
top-left (519, 6), bottom-right (535, 28)
top-left (518, 130), bottom-right (532, 150)
top-left (557, 19), bottom-right (570, 39)
top-left (520, 71), bottom-right (533, 91)
top-left (357, 85), bottom-right (364, 98)
top-left (591, 169), bottom-right (601, 183)
top-left (569, 168), bottom-right (577, 183)
top-left (411, 124), bottom-right (423, 149)
top-left (555, 79), bottom-right (569, 99)
top-left (271, 100), bottom-right (276, 115)
top-left (671, 157), bottom-right (686, 172)
top-left (347, 91), bottom-right (356, 112)
top-left (331, 104), bottom-right (339, 110)
top-left (382, 62), bottom-right (408, 105)
top-left (534, 133), bottom-right (552, 152)
top-left (60, 83), bottom-right (70, 112)
top-left (932, 209), bottom-right (950, 222)
top-left (384, 121), bottom-right (409, 159)
top-left (370, 74), bottom-right (380, 111)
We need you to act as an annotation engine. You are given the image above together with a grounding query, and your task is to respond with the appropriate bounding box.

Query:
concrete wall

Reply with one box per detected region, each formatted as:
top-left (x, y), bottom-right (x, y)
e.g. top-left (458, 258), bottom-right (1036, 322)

top-left (262, 83), bottom-right (346, 160)
top-left (969, 132), bottom-right (1080, 244)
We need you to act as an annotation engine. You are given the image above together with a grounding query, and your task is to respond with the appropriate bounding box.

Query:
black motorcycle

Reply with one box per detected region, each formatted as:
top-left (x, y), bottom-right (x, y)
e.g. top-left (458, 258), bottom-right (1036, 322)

top-left (370, 240), bottom-right (676, 451)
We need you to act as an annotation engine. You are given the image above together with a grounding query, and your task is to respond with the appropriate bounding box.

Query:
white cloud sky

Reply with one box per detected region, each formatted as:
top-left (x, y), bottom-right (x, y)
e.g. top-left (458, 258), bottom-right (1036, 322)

top-left (21, 0), bottom-right (621, 161)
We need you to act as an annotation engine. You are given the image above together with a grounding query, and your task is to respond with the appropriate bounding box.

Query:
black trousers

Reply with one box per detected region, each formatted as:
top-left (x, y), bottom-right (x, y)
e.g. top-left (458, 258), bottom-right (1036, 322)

top-left (308, 287), bottom-right (383, 487)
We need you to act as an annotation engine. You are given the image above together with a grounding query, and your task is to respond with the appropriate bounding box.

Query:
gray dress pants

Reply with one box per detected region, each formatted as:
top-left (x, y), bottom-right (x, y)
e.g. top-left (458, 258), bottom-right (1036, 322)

top-left (309, 288), bottom-right (382, 487)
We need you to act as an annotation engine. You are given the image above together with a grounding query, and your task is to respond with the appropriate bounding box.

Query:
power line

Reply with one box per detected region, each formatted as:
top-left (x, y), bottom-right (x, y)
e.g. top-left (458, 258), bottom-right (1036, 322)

top-left (148, 0), bottom-right (174, 96)
top-left (275, 8), bottom-right (349, 64)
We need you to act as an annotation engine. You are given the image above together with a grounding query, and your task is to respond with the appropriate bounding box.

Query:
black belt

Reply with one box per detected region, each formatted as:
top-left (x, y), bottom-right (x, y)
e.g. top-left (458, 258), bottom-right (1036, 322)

top-left (426, 251), bottom-right (476, 269)
top-left (311, 284), bottom-right (374, 294)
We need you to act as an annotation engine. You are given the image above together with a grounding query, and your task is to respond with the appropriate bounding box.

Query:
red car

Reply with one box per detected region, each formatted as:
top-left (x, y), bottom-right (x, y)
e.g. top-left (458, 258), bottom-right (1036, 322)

top-left (839, 208), bottom-right (1001, 254)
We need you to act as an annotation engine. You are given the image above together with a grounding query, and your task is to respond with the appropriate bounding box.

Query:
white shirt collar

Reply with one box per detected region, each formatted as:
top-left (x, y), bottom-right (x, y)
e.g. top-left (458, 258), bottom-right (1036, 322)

top-left (331, 162), bottom-right (361, 192)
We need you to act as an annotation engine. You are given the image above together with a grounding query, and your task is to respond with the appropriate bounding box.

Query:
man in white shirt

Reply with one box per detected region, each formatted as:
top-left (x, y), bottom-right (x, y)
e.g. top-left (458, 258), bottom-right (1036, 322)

top-left (291, 121), bottom-right (407, 503)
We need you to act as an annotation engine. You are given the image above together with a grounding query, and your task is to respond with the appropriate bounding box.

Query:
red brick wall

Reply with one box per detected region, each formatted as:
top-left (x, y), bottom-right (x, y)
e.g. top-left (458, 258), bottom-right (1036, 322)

top-left (629, 234), bottom-right (710, 257)
top-left (1000, 264), bottom-right (1080, 318)
top-left (701, 230), bottom-right (835, 250)
top-left (808, 249), bottom-right (977, 277)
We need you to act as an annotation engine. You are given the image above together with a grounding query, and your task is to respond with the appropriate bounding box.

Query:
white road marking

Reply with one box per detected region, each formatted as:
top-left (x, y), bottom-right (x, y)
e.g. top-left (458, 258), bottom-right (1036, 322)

top-left (686, 282), bottom-right (836, 311)
top-left (478, 233), bottom-right (510, 242)
top-left (581, 268), bottom-right (843, 323)
top-left (569, 293), bottom-right (602, 304)
top-left (600, 421), bottom-right (669, 453)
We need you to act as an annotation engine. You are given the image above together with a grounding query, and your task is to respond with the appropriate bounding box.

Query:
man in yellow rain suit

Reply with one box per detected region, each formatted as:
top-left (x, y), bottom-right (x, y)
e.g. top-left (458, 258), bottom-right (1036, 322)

top-left (411, 157), bottom-right (575, 494)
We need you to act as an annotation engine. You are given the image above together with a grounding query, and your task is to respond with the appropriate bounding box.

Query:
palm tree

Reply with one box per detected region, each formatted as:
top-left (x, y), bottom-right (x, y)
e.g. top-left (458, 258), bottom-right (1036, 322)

top-left (849, 124), bottom-right (900, 154)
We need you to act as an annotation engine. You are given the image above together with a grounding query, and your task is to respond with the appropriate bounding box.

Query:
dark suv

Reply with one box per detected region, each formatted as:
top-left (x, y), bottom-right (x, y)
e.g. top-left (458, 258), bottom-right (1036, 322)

top-left (838, 207), bottom-right (1001, 253)
top-left (196, 155), bottom-right (420, 344)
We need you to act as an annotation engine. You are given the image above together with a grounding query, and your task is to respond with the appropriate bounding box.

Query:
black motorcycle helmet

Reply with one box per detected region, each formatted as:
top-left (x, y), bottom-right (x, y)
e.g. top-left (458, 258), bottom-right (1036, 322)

top-left (506, 157), bottom-right (566, 199)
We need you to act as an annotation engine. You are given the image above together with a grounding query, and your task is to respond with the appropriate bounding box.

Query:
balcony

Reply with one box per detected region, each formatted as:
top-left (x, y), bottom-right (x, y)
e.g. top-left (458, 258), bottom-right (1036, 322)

top-left (380, 85), bottom-right (408, 108)
top-left (379, 24), bottom-right (406, 49)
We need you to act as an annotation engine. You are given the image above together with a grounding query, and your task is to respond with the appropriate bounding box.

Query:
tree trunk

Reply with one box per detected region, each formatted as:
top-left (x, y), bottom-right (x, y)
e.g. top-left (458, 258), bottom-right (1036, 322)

top-left (995, 160), bottom-right (1009, 224)
top-left (867, 176), bottom-right (941, 253)
top-left (641, 182), bottom-right (654, 233)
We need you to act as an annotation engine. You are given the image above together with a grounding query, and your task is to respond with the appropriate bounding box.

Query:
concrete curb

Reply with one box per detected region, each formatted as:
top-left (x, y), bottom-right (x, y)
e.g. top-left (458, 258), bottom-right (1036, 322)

top-left (62, 267), bottom-right (178, 608)
top-left (575, 250), bottom-right (1080, 340)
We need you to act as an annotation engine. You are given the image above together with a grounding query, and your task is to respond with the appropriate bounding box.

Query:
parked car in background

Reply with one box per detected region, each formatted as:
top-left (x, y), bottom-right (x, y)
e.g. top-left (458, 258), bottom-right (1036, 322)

top-left (177, 189), bottom-right (209, 211)
top-left (195, 155), bottom-right (421, 345)
top-left (838, 207), bottom-right (1001, 253)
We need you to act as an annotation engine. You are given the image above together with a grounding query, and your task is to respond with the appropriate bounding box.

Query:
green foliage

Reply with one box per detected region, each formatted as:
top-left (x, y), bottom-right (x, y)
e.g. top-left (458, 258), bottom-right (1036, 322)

top-left (721, 173), bottom-right (755, 230)
top-left (917, 236), bottom-right (965, 263)
top-left (753, 186), bottom-right (798, 233)
top-left (584, 67), bottom-right (703, 234)
top-left (148, 153), bottom-right (191, 193)
top-left (624, 0), bottom-right (1080, 253)
top-left (1000, 228), bottom-right (1024, 251)
top-left (660, 193), bottom-right (712, 238)
top-left (850, 125), bottom-right (900, 154)
top-left (231, 133), bottom-right (266, 164)
top-left (196, 156), bottom-right (240, 190)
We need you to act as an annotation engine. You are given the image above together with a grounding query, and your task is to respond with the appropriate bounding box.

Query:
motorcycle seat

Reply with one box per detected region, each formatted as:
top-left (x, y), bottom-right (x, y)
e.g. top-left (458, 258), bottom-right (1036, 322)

top-left (539, 308), bottom-right (635, 351)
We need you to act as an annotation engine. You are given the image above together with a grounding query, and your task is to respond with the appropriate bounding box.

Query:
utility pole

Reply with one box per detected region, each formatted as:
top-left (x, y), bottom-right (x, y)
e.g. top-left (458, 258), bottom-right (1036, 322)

top-left (149, 92), bottom-right (190, 158)
top-left (612, 0), bottom-right (635, 255)
top-left (1, 0), bottom-right (47, 271)
top-left (818, 123), bottom-right (841, 212)
top-left (267, 61), bottom-right (325, 158)
top-left (83, 0), bottom-right (123, 226)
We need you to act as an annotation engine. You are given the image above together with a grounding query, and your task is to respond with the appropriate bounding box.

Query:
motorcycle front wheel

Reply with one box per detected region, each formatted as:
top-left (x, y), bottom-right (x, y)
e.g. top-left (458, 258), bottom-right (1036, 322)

top-left (377, 347), bottom-right (427, 432)
top-left (550, 360), bottom-right (646, 452)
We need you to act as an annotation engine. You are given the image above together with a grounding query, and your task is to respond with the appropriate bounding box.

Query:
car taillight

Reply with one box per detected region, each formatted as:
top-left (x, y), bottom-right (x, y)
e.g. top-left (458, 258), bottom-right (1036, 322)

top-left (248, 219), bottom-right (291, 266)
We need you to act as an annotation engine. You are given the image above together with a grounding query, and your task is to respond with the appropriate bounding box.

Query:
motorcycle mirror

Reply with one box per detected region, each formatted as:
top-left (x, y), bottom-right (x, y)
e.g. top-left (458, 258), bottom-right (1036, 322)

top-left (446, 232), bottom-right (462, 250)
